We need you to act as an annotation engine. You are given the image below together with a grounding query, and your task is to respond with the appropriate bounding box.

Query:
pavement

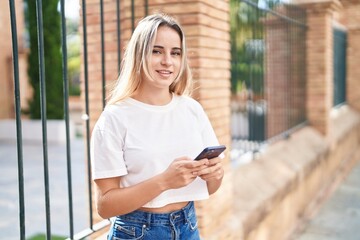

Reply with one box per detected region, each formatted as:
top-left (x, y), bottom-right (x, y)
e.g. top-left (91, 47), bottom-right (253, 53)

top-left (0, 138), bottom-right (88, 239)
top-left (1, 138), bottom-right (360, 240)
top-left (292, 159), bottom-right (360, 240)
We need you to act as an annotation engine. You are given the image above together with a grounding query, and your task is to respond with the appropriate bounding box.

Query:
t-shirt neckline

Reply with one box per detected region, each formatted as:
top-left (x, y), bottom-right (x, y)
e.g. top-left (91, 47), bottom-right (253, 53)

top-left (126, 93), bottom-right (178, 112)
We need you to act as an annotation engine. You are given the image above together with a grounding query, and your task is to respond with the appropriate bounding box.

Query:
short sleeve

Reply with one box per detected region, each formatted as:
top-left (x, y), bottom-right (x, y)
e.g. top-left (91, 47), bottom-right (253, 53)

top-left (90, 117), bottom-right (128, 180)
top-left (196, 103), bottom-right (225, 159)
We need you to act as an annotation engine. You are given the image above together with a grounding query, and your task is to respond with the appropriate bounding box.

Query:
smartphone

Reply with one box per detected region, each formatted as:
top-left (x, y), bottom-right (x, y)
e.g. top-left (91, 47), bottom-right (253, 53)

top-left (194, 145), bottom-right (226, 160)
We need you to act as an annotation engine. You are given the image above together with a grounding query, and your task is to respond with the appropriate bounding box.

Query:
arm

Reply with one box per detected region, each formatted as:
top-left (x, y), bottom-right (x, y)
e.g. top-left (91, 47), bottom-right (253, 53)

top-left (94, 157), bottom-right (209, 219)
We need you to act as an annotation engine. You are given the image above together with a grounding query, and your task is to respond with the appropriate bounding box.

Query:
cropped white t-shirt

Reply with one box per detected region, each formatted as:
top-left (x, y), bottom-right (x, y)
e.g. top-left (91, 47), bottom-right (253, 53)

top-left (90, 94), bottom-right (221, 208)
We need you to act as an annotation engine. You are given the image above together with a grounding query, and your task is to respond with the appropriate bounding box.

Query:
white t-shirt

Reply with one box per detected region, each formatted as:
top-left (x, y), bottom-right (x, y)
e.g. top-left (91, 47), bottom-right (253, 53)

top-left (90, 94), bottom-right (221, 208)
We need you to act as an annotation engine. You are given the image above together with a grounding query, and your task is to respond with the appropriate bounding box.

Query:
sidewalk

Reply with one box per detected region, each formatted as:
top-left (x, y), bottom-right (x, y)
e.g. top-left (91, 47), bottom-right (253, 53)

top-left (292, 159), bottom-right (360, 240)
top-left (0, 139), bottom-right (88, 239)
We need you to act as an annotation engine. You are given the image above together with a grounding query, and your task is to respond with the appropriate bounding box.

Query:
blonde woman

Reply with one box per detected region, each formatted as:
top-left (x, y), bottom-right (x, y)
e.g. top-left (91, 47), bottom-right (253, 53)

top-left (91, 13), bottom-right (224, 239)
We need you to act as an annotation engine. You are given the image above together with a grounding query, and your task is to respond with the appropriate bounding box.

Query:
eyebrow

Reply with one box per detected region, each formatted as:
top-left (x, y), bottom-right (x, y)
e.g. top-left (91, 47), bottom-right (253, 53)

top-left (153, 45), bottom-right (182, 51)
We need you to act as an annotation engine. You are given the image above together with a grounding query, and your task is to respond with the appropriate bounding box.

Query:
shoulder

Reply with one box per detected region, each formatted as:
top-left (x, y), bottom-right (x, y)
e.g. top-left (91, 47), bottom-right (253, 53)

top-left (93, 101), bottom-right (132, 132)
top-left (177, 95), bottom-right (204, 111)
top-left (174, 95), bottom-right (209, 121)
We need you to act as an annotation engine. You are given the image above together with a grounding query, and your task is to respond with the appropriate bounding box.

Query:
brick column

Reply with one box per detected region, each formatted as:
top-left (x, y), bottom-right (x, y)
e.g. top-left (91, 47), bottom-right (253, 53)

top-left (296, 0), bottom-right (341, 136)
top-left (341, 0), bottom-right (360, 112)
top-left (0, 0), bottom-right (28, 119)
top-left (81, 0), bottom-right (233, 239)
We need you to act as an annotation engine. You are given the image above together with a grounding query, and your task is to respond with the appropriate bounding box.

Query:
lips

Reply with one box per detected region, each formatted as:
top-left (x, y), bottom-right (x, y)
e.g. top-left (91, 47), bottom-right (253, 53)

top-left (156, 70), bottom-right (172, 77)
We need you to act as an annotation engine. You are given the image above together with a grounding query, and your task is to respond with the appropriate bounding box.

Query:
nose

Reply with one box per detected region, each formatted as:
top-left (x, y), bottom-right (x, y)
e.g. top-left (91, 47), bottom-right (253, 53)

top-left (161, 53), bottom-right (172, 66)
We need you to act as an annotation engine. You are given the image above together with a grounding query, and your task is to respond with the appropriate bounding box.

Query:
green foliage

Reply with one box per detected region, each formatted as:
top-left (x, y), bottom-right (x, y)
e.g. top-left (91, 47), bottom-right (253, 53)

top-left (230, 0), bottom-right (280, 95)
top-left (231, 44), bottom-right (264, 95)
top-left (67, 33), bottom-right (81, 96)
top-left (26, 0), bottom-right (64, 119)
top-left (27, 233), bottom-right (65, 240)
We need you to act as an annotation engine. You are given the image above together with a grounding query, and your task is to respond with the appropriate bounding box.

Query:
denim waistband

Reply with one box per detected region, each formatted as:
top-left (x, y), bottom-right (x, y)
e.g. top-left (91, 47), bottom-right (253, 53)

top-left (117, 201), bottom-right (195, 225)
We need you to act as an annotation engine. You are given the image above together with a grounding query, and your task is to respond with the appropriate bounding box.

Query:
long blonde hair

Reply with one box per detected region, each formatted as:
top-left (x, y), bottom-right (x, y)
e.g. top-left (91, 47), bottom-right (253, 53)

top-left (107, 13), bottom-right (192, 105)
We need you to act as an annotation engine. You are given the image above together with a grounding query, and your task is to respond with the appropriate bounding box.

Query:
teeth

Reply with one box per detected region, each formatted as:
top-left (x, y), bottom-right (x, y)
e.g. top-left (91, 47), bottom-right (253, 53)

top-left (158, 70), bottom-right (171, 74)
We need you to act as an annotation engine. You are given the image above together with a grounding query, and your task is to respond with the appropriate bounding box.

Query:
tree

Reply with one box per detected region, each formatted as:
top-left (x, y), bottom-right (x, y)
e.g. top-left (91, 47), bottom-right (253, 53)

top-left (26, 0), bottom-right (64, 119)
top-left (230, 0), bottom-right (281, 95)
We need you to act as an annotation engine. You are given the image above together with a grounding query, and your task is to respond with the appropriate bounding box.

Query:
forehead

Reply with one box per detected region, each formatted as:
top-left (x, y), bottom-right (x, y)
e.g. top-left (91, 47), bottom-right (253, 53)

top-left (153, 26), bottom-right (181, 47)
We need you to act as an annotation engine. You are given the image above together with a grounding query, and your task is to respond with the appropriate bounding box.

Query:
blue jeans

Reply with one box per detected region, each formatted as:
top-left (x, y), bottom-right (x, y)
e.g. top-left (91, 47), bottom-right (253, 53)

top-left (107, 201), bottom-right (200, 240)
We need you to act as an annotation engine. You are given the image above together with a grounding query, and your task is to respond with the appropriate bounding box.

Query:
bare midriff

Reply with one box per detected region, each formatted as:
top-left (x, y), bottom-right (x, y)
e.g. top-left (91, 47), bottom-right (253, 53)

top-left (139, 201), bottom-right (189, 213)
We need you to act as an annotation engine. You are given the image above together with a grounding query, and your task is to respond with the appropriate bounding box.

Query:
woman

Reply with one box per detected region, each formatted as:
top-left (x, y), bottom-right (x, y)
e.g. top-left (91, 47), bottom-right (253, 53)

top-left (91, 13), bottom-right (225, 239)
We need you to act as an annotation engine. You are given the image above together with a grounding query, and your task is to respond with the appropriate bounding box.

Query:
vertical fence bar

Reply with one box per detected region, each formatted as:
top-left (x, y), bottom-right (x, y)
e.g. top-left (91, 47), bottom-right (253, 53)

top-left (260, 9), bottom-right (266, 141)
top-left (9, 1), bottom-right (25, 239)
top-left (144, 0), bottom-right (148, 16)
top-left (289, 10), bottom-right (294, 129)
top-left (81, 0), bottom-right (94, 229)
top-left (100, 0), bottom-right (106, 109)
top-left (117, 0), bottom-right (121, 72)
top-left (59, 0), bottom-right (74, 238)
top-left (131, 0), bottom-right (135, 32)
top-left (281, 17), bottom-right (292, 134)
top-left (35, 0), bottom-right (52, 238)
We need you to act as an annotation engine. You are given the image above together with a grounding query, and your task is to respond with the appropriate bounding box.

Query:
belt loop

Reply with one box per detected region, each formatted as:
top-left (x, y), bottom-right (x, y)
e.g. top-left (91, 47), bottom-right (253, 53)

top-left (183, 201), bottom-right (191, 219)
top-left (147, 211), bottom-right (152, 226)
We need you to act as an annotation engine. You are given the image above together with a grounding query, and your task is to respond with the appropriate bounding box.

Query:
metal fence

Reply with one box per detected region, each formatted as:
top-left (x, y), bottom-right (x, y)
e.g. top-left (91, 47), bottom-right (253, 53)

top-left (8, 0), bottom-right (144, 239)
top-left (230, 0), bottom-right (308, 156)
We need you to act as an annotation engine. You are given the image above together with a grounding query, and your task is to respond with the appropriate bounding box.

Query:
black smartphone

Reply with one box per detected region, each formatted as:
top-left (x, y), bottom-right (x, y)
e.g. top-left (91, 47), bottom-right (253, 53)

top-left (194, 145), bottom-right (226, 160)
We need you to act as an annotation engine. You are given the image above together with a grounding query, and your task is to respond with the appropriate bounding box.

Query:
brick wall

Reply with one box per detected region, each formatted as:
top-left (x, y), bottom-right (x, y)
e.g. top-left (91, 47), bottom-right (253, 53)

top-left (340, 0), bottom-right (360, 112)
top-left (0, 0), bottom-right (14, 119)
top-left (0, 0), bottom-right (29, 119)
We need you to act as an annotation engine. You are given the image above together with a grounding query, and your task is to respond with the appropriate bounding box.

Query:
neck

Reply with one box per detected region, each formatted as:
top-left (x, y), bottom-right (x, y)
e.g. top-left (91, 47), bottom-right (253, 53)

top-left (132, 89), bottom-right (173, 106)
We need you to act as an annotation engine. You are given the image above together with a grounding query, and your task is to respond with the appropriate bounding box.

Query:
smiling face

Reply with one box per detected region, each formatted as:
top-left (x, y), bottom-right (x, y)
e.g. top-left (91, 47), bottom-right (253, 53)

top-left (141, 26), bottom-right (182, 92)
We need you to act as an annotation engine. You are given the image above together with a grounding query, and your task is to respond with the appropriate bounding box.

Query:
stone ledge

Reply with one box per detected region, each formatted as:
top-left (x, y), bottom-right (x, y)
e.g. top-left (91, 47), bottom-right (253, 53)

top-left (230, 105), bottom-right (360, 239)
top-left (233, 127), bottom-right (328, 238)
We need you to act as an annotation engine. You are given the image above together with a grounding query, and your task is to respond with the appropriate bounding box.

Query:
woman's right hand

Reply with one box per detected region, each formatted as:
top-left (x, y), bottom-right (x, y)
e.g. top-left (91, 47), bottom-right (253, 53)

top-left (160, 157), bottom-right (209, 190)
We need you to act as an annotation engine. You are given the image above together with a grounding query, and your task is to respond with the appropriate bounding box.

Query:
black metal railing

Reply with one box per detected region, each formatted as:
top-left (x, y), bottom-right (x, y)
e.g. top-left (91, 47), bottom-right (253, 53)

top-left (7, 0), bottom-right (148, 239)
top-left (9, 1), bottom-right (25, 239)
top-left (230, 0), bottom-right (308, 157)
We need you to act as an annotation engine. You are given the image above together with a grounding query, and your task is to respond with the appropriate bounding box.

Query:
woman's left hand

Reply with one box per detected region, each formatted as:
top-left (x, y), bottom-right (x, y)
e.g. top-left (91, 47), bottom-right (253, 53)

top-left (196, 157), bottom-right (224, 182)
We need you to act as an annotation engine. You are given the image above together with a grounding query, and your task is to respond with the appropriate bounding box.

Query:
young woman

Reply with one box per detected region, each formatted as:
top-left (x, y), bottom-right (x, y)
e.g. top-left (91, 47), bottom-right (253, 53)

top-left (91, 13), bottom-right (225, 240)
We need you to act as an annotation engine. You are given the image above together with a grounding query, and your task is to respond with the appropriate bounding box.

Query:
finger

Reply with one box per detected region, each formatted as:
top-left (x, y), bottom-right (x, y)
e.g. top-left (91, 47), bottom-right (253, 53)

top-left (191, 164), bottom-right (209, 175)
top-left (183, 159), bottom-right (209, 168)
top-left (198, 164), bottom-right (222, 176)
top-left (200, 169), bottom-right (224, 181)
top-left (174, 156), bottom-right (193, 162)
top-left (207, 157), bottom-right (221, 166)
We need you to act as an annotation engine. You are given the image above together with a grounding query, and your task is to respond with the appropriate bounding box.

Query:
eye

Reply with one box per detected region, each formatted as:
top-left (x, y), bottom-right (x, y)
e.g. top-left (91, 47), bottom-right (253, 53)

top-left (152, 49), bottom-right (162, 54)
top-left (171, 51), bottom-right (181, 56)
